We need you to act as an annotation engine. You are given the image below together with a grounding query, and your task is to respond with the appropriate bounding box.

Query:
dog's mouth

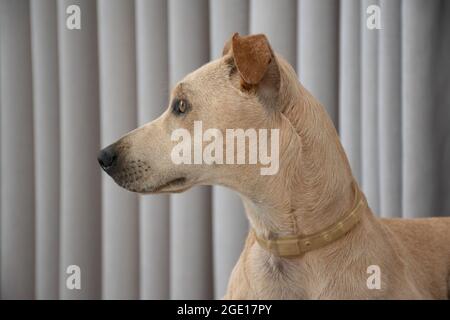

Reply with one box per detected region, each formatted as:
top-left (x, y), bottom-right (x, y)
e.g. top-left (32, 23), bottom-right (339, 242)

top-left (121, 176), bottom-right (189, 194)
top-left (148, 177), bottom-right (187, 193)
top-left (107, 157), bottom-right (189, 193)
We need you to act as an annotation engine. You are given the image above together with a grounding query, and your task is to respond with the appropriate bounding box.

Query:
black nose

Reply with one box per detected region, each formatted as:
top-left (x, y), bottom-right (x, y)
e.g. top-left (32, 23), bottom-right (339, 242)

top-left (98, 145), bottom-right (118, 171)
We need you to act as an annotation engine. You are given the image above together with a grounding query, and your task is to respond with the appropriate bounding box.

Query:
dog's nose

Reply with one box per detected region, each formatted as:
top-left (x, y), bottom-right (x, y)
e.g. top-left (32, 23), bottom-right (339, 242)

top-left (98, 145), bottom-right (118, 171)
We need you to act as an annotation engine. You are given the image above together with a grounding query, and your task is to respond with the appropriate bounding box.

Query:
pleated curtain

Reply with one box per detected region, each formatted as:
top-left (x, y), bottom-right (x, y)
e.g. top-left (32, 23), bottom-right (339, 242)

top-left (1, 0), bottom-right (449, 300)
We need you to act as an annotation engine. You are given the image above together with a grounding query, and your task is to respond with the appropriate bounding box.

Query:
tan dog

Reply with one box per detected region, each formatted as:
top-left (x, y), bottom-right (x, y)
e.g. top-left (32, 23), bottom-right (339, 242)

top-left (98, 33), bottom-right (450, 299)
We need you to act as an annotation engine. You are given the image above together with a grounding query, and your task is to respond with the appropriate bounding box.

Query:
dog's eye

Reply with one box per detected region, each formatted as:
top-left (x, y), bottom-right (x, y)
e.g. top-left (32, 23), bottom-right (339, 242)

top-left (172, 99), bottom-right (189, 115)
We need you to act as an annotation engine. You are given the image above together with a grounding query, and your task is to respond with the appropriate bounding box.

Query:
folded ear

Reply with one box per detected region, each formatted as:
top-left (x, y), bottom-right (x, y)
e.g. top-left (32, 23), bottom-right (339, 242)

top-left (224, 33), bottom-right (280, 95)
top-left (232, 33), bottom-right (274, 86)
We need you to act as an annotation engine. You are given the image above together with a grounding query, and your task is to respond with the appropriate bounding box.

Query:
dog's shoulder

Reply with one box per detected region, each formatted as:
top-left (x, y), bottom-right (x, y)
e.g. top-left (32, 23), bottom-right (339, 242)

top-left (381, 216), bottom-right (450, 266)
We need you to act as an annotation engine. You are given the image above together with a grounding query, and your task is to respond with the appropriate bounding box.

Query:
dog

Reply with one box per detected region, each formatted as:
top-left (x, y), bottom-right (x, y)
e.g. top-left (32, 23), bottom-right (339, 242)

top-left (98, 33), bottom-right (450, 299)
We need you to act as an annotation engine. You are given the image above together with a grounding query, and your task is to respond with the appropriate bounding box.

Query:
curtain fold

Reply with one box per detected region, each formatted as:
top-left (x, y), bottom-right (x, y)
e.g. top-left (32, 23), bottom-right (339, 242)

top-left (298, 0), bottom-right (339, 126)
top-left (30, 0), bottom-right (60, 299)
top-left (402, 0), bottom-right (441, 217)
top-left (57, 0), bottom-right (101, 299)
top-left (0, 0), bottom-right (35, 299)
top-left (339, 0), bottom-right (362, 184)
top-left (0, 0), bottom-right (449, 300)
top-left (361, 0), bottom-right (380, 215)
top-left (378, 0), bottom-right (401, 218)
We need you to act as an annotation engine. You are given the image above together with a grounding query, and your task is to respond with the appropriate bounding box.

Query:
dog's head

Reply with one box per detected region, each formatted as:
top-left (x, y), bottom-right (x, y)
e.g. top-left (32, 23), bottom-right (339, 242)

top-left (98, 33), bottom-right (300, 195)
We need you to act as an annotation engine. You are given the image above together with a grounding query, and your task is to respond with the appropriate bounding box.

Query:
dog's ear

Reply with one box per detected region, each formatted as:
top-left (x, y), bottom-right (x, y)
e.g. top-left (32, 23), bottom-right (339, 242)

top-left (232, 33), bottom-right (272, 86)
top-left (227, 33), bottom-right (280, 95)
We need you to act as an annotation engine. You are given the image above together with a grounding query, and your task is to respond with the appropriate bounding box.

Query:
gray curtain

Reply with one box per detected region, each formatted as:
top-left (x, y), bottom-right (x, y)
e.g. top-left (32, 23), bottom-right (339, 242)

top-left (0, 0), bottom-right (449, 300)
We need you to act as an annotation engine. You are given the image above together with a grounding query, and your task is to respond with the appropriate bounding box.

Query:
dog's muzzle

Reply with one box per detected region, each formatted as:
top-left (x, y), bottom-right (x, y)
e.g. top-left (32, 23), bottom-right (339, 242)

top-left (97, 143), bottom-right (154, 192)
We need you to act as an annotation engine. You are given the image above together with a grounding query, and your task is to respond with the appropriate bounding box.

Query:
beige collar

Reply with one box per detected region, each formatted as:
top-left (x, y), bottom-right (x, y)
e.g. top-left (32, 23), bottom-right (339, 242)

top-left (254, 181), bottom-right (366, 257)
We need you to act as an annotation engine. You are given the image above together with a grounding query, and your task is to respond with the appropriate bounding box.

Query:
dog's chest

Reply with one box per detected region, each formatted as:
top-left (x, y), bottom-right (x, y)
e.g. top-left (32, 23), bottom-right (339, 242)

top-left (245, 248), bottom-right (376, 299)
top-left (248, 253), bottom-right (313, 299)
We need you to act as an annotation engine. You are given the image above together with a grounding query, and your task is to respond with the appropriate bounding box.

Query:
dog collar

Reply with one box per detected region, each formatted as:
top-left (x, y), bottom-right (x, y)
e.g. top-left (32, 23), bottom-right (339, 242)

top-left (254, 181), bottom-right (366, 257)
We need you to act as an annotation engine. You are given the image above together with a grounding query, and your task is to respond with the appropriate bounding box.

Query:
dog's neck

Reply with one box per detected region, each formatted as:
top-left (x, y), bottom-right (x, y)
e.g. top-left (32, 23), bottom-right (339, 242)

top-left (242, 64), bottom-right (359, 244)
